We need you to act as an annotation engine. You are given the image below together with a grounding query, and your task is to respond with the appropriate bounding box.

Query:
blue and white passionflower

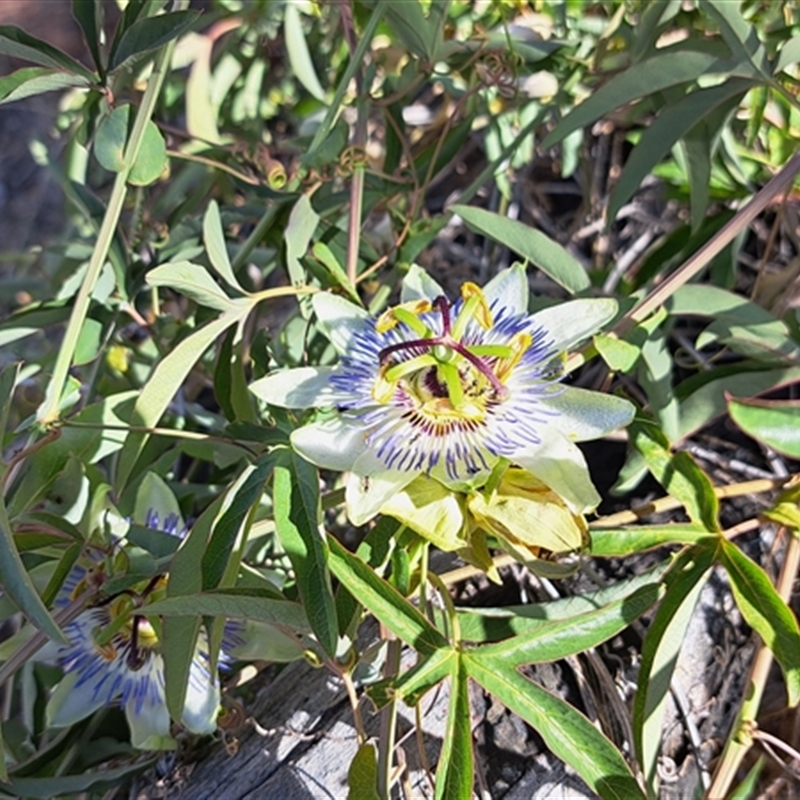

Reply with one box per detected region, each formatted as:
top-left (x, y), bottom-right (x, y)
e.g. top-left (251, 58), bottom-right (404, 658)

top-left (47, 511), bottom-right (245, 750)
top-left (251, 265), bottom-right (635, 524)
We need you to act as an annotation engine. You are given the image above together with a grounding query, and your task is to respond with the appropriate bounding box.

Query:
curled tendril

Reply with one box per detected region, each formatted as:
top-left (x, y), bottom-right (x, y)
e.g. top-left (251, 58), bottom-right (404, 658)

top-left (338, 145), bottom-right (370, 176)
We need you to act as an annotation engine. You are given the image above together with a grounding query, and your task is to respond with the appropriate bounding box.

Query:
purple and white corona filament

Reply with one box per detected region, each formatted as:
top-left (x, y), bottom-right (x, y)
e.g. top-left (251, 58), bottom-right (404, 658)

top-left (251, 265), bottom-right (636, 522)
top-left (330, 285), bottom-right (561, 480)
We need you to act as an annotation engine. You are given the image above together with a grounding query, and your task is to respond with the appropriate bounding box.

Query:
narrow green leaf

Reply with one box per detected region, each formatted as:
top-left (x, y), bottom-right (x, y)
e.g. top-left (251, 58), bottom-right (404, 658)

top-left (284, 2), bottom-right (326, 102)
top-left (383, 0), bottom-right (437, 61)
top-left (0, 25), bottom-right (95, 79)
top-left (71, 0), bottom-right (104, 77)
top-left (471, 584), bottom-right (660, 666)
top-left (721, 540), bottom-right (800, 705)
top-left (465, 654), bottom-right (644, 800)
top-left (0, 364), bottom-right (66, 644)
top-left (201, 455), bottom-right (275, 590)
top-left (203, 200), bottom-right (243, 291)
top-left (0, 304), bottom-right (71, 347)
top-left (633, 545), bottom-right (714, 796)
top-left (699, 0), bottom-right (769, 76)
top-left (304, 1), bottom-right (384, 160)
top-left (147, 261), bottom-right (240, 312)
top-left (116, 310), bottom-right (246, 491)
top-left (143, 592), bottom-right (309, 630)
top-left (608, 79), bottom-right (755, 221)
top-left (678, 365), bottom-right (800, 444)
top-left (327, 535), bottom-right (448, 655)
top-left (543, 49), bottom-right (725, 149)
top-left (728, 396), bottom-right (800, 458)
top-left (285, 194), bottom-right (319, 291)
top-left (452, 205), bottom-right (590, 294)
top-left (593, 333), bottom-right (640, 372)
top-left (162, 615), bottom-right (201, 721)
top-left (0, 66), bottom-right (89, 105)
top-left (435, 656), bottom-right (473, 800)
top-left (273, 450), bottom-right (338, 656)
top-left (629, 420), bottom-right (720, 532)
top-left (312, 242), bottom-right (360, 303)
top-left (108, 10), bottom-right (200, 72)
top-left (589, 525), bottom-right (714, 557)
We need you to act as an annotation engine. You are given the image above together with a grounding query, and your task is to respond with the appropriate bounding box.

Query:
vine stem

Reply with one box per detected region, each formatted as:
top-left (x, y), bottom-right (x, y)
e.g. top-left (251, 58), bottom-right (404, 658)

top-left (38, 1), bottom-right (189, 426)
top-left (707, 526), bottom-right (800, 798)
top-left (341, 0), bottom-right (368, 285)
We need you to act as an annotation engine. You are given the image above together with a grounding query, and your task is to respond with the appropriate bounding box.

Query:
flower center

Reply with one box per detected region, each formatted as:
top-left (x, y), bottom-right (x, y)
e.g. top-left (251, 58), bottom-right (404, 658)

top-left (372, 284), bottom-right (531, 422)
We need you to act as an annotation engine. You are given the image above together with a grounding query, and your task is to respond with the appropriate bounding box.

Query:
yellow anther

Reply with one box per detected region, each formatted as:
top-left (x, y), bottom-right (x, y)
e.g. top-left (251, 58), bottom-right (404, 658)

top-left (372, 364), bottom-right (397, 403)
top-left (375, 300), bottom-right (432, 334)
top-left (94, 641), bottom-right (118, 661)
top-left (461, 283), bottom-right (493, 330)
top-left (494, 332), bottom-right (532, 382)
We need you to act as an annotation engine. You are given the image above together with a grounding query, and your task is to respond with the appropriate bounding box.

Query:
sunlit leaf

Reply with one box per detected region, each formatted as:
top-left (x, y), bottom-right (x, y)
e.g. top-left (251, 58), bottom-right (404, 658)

top-left (327, 535), bottom-right (448, 655)
top-left (629, 420), bottom-right (719, 532)
top-left (0, 66), bottom-right (89, 105)
top-left (728, 395), bottom-right (800, 458)
top-left (284, 2), bottom-right (326, 102)
top-left (465, 654), bottom-right (644, 799)
top-left (435, 657), bottom-right (473, 800)
top-left (721, 540), bottom-right (800, 705)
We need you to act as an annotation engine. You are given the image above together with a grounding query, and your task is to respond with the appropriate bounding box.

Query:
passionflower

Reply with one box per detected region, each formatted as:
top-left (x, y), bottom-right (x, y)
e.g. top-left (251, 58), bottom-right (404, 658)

top-left (47, 509), bottom-right (244, 750)
top-left (251, 265), bottom-right (634, 524)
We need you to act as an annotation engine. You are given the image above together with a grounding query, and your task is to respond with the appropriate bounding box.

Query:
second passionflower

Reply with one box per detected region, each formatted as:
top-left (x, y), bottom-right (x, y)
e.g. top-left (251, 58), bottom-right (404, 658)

top-left (251, 265), bottom-right (634, 524)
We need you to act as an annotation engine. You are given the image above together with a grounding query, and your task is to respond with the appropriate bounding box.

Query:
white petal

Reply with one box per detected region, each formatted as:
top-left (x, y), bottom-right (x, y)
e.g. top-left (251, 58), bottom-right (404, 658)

top-left (47, 669), bottom-right (109, 727)
top-left (312, 293), bottom-right (371, 355)
top-left (250, 366), bottom-right (338, 409)
top-left (291, 416), bottom-right (368, 471)
top-left (181, 657), bottom-right (220, 735)
top-left (345, 466), bottom-right (416, 526)
top-left (126, 690), bottom-right (174, 750)
top-left (513, 428), bottom-right (601, 514)
top-left (532, 298), bottom-right (618, 352)
top-left (541, 388), bottom-right (635, 442)
top-left (483, 264), bottom-right (528, 315)
top-left (400, 263), bottom-right (445, 303)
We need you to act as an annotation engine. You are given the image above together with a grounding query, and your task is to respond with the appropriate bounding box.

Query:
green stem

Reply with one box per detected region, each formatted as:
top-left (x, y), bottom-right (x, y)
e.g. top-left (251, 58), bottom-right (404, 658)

top-left (38, 5), bottom-right (187, 425)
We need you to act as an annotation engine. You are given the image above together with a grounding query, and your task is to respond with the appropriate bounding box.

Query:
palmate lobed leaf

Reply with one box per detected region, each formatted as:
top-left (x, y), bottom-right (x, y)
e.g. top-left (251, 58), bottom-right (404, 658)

top-left (368, 648), bottom-right (456, 710)
top-left (469, 583), bottom-right (661, 666)
top-left (464, 653), bottom-right (644, 800)
top-left (454, 563), bottom-right (670, 643)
